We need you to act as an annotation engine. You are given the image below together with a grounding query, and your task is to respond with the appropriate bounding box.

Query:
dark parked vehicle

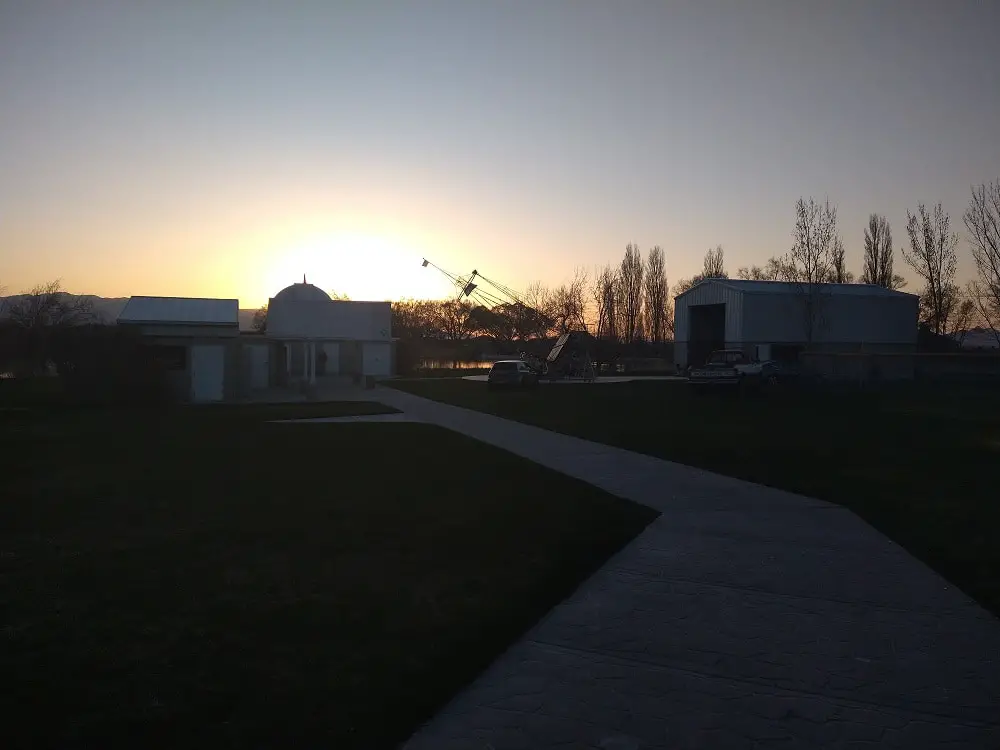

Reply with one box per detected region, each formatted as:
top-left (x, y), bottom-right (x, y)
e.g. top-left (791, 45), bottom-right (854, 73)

top-left (488, 360), bottom-right (539, 390)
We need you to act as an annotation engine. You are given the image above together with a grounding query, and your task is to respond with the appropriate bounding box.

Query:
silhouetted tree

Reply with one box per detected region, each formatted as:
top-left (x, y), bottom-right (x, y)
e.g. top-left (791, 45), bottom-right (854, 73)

top-left (435, 299), bottom-right (475, 341)
top-left (544, 267), bottom-right (589, 334)
top-left (788, 197), bottom-right (838, 345)
top-left (617, 243), bottom-right (644, 343)
top-left (593, 264), bottom-right (618, 341)
top-left (860, 214), bottom-right (905, 289)
top-left (736, 256), bottom-right (794, 281)
top-left (702, 245), bottom-right (726, 278)
top-left (468, 304), bottom-right (516, 342)
top-left (828, 236), bottom-right (854, 283)
top-left (251, 304), bottom-right (268, 332)
top-left (517, 281), bottom-right (555, 339)
top-left (643, 246), bottom-right (669, 342)
top-left (6, 280), bottom-right (95, 329)
top-left (949, 293), bottom-right (977, 346)
top-left (673, 246), bottom-right (728, 297)
top-left (903, 203), bottom-right (958, 336)
top-left (964, 180), bottom-right (1000, 345)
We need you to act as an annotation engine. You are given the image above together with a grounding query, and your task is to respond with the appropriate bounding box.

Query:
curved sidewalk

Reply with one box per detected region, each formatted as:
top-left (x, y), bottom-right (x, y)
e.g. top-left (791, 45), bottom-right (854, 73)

top-left (372, 387), bottom-right (1000, 750)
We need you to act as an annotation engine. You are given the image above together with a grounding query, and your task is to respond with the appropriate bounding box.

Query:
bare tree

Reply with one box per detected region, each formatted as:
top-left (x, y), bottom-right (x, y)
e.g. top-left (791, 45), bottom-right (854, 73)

top-left (7, 280), bottom-right (95, 329)
top-left (251, 304), bottom-right (268, 332)
top-left (643, 246), bottom-right (669, 342)
top-left (789, 198), bottom-right (837, 284)
top-left (902, 203), bottom-right (958, 336)
top-left (702, 245), bottom-right (726, 278)
top-left (736, 256), bottom-right (795, 281)
top-left (391, 299), bottom-right (440, 340)
top-left (435, 299), bottom-right (475, 341)
top-left (788, 197), bottom-right (838, 345)
top-left (949, 293), bottom-right (976, 346)
top-left (963, 180), bottom-right (1000, 344)
top-left (488, 281), bottom-right (553, 341)
top-left (860, 214), bottom-right (905, 289)
top-left (545, 267), bottom-right (589, 334)
top-left (593, 264), bottom-right (618, 341)
top-left (673, 246), bottom-right (728, 297)
top-left (617, 243), bottom-right (644, 343)
top-left (828, 236), bottom-right (854, 283)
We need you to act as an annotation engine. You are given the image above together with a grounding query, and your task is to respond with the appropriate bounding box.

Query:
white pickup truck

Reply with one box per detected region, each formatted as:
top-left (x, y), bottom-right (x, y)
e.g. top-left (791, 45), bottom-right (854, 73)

top-left (687, 349), bottom-right (779, 390)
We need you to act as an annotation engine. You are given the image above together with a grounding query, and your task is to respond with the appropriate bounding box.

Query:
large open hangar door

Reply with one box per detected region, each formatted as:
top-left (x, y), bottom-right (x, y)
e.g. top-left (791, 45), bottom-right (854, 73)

top-left (688, 303), bottom-right (726, 367)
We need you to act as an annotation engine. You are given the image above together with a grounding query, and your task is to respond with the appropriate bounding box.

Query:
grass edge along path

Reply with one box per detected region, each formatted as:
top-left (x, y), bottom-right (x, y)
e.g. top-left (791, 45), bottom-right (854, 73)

top-left (386, 378), bottom-right (1000, 618)
top-left (2, 414), bottom-right (657, 749)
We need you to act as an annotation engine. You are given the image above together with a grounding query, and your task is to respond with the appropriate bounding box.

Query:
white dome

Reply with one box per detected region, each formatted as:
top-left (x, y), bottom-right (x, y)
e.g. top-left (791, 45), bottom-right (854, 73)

top-left (272, 282), bottom-right (331, 303)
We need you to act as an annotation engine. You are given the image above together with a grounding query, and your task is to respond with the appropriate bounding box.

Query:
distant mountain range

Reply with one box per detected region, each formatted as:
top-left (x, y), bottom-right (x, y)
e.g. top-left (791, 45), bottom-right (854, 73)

top-left (0, 294), bottom-right (259, 330)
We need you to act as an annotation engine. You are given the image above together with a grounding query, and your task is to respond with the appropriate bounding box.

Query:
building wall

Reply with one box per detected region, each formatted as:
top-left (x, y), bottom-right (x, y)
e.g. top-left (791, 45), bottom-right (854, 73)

top-left (127, 323), bottom-right (238, 339)
top-left (322, 341), bottom-right (340, 375)
top-left (263, 338), bottom-right (393, 384)
top-left (742, 291), bottom-right (918, 346)
top-left (266, 300), bottom-right (392, 341)
top-left (128, 333), bottom-right (241, 402)
top-left (674, 282), bottom-right (918, 368)
top-left (239, 339), bottom-right (270, 394)
top-left (362, 342), bottom-right (392, 376)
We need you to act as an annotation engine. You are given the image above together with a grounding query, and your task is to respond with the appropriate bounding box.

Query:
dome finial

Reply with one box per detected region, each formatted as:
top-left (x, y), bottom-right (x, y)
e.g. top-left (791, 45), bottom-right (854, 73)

top-left (303, 273), bottom-right (307, 284)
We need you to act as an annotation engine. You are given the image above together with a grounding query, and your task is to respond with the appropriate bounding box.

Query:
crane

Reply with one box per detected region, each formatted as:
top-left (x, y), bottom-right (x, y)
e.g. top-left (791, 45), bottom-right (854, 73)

top-left (421, 258), bottom-right (534, 310)
top-left (420, 258), bottom-right (596, 380)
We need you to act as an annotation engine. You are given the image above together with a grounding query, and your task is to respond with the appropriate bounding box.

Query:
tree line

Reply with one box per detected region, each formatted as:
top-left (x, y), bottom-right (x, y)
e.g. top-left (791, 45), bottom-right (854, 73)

top-left (392, 180), bottom-right (1000, 349)
top-left (6, 179), bottom-right (1000, 351)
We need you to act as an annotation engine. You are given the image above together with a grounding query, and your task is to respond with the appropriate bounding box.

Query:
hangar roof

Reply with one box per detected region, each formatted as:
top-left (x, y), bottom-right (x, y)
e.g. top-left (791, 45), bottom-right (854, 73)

top-left (678, 279), bottom-right (916, 299)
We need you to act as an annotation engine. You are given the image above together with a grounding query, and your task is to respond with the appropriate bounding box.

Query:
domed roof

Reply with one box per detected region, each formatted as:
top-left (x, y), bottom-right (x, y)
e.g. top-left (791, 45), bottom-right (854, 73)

top-left (272, 281), bottom-right (332, 304)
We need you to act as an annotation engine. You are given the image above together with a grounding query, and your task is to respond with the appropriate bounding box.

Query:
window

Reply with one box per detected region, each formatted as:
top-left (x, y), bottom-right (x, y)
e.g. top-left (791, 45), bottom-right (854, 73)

top-left (491, 361), bottom-right (518, 372)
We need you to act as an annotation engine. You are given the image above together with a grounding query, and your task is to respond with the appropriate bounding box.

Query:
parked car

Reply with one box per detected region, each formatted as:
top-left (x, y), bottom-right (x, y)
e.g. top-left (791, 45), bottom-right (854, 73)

top-left (487, 360), bottom-right (539, 390)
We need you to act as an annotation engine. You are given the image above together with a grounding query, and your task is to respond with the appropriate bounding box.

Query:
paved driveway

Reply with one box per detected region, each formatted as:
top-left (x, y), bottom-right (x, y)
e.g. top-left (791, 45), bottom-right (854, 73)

top-left (371, 387), bottom-right (1000, 750)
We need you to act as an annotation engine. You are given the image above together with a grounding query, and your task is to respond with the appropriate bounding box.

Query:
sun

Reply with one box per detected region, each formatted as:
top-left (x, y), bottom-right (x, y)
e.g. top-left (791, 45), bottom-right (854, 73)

top-left (263, 231), bottom-right (454, 302)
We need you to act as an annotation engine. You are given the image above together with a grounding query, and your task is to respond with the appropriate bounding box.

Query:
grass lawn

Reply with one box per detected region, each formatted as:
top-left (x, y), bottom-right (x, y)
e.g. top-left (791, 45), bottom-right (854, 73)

top-left (389, 378), bottom-right (1000, 617)
top-left (1, 403), bottom-right (656, 749)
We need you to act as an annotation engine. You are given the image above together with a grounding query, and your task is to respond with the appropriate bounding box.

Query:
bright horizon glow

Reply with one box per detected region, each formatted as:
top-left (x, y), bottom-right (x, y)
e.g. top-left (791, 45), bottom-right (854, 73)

top-left (260, 231), bottom-right (456, 305)
top-left (2, 2), bottom-right (998, 304)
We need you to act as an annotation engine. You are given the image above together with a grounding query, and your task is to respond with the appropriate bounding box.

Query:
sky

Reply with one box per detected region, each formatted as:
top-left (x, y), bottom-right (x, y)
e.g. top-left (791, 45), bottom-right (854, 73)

top-left (2, 0), bottom-right (998, 307)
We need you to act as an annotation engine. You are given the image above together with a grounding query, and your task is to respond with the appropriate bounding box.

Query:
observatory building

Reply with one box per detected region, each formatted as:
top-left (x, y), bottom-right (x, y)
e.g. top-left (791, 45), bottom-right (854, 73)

top-left (116, 279), bottom-right (393, 402)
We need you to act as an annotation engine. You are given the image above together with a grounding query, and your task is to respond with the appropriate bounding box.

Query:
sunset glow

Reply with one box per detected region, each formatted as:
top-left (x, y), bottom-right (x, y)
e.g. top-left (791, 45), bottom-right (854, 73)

top-left (261, 231), bottom-right (455, 304)
top-left (2, 2), bottom-right (998, 304)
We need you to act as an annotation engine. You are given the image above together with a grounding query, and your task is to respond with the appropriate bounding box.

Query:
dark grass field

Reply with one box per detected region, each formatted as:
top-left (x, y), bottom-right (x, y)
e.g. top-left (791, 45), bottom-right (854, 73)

top-left (1, 402), bottom-right (656, 749)
top-left (389, 378), bottom-right (1000, 617)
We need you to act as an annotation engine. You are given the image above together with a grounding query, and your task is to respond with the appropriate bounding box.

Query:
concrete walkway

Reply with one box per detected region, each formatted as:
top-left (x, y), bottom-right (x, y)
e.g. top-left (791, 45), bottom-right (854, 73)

top-left (369, 387), bottom-right (1000, 750)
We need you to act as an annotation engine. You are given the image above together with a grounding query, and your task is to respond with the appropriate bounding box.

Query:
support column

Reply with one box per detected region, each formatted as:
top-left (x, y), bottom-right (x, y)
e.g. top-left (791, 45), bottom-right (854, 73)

top-left (285, 342), bottom-right (292, 382)
top-left (309, 341), bottom-right (317, 385)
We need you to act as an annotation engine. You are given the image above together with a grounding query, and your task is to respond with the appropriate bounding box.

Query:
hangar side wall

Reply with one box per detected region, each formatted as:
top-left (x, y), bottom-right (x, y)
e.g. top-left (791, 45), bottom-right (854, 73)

top-left (742, 291), bottom-right (918, 346)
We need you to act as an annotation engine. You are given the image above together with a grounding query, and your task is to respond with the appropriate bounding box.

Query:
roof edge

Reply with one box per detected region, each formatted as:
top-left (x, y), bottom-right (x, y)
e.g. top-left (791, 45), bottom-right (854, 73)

top-left (674, 278), bottom-right (918, 300)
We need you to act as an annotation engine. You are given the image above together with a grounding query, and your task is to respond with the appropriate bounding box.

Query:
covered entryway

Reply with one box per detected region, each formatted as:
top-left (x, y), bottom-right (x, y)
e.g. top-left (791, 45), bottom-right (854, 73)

top-left (191, 344), bottom-right (225, 402)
